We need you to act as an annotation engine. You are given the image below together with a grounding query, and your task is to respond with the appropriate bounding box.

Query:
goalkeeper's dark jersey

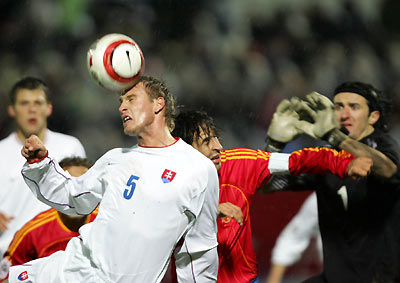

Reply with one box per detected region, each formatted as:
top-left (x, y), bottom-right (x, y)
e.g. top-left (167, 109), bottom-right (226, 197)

top-left (268, 129), bottom-right (400, 283)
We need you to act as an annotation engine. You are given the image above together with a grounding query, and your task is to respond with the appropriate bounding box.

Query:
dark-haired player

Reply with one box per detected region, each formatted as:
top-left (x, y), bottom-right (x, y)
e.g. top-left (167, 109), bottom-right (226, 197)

top-left (172, 108), bottom-right (372, 283)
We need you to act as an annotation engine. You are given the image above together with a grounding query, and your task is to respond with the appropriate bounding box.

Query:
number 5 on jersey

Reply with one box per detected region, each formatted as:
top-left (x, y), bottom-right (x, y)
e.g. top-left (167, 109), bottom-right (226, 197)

top-left (123, 175), bottom-right (140, 200)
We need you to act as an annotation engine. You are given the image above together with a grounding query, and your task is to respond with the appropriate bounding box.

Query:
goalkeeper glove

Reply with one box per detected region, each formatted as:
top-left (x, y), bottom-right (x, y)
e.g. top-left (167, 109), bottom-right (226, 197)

top-left (265, 99), bottom-right (307, 152)
top-left (291, 92), bottom-right (347, 147)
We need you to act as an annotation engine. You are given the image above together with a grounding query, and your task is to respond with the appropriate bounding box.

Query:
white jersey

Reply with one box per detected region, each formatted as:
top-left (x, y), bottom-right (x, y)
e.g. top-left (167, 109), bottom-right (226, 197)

top-left (18, 138), bottom-right (219, 282)
top-left (271, 192), bottom-right (322, 265)
top-left (0, 129), bottom-right (85, 256)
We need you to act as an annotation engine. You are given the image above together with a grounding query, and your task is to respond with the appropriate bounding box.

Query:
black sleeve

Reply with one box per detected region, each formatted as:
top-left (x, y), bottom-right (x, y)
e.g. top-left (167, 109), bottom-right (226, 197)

top-left (366, 131), bottom-right (400, 185)
top-left (261, 173), bottom-right (319, 193)
top-left (375, 133), bottom-right (400, 167)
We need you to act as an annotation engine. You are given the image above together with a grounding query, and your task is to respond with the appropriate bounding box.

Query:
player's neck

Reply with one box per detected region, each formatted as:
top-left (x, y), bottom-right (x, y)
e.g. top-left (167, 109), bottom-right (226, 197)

top-left (138, 126), bottom-right (176, 147)
top-left (16, 128), bottom-right (47, 144)
top-left (58, 212), bottom-right (88, 232)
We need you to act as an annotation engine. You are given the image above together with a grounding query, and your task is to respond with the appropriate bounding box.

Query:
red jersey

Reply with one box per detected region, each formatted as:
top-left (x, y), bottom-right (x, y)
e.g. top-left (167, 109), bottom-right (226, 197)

top-left (217, 147), bottom-right (352, 283)
top-left (0, 208), bottom-right (97, 281)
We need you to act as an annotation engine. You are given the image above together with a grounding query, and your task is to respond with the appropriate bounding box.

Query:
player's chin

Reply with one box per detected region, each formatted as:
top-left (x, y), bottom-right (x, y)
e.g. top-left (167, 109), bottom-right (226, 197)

top-left (123, 127), bottom-right (136, 136)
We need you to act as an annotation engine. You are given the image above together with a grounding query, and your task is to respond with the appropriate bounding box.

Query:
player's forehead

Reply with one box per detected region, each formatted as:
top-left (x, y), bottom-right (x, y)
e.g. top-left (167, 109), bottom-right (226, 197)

top-left (120, 82), bottom-right (147, 101)
top-left (195, 124), bottom-right (216, 141)
top-left (15, 88), bottom-right (48, 102)
top-left (333, 92), bottom-right (368, 106)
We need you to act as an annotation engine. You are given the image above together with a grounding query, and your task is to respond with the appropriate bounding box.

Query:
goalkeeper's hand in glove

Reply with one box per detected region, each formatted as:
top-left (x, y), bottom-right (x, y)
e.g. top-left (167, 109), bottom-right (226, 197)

top-left (265, 99), bottom-right (306, 152)
top-left (291, 92), bottom-right (347, 147)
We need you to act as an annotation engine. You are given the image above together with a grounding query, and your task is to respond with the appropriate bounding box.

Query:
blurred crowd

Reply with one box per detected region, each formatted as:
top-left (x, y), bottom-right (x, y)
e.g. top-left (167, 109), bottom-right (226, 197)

top-left (1, 0), bottom-right (400, 159)
top-left (1, 0), bottom-right (400, 281)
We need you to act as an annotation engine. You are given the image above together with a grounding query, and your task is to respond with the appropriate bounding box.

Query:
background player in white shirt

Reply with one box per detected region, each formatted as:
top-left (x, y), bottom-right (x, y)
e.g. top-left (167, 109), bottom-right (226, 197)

top-left (0, 77), bottom-right (86, 257)
top-left (266, 192), bottom-right (322, 283)
top-left (6, 76), bottom-right (219, 283)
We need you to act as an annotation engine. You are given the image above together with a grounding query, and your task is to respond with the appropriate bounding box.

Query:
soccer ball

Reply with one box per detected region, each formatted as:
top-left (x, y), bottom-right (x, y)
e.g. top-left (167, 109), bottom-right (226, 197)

top-left (87, 33), bottom-right (145, 92)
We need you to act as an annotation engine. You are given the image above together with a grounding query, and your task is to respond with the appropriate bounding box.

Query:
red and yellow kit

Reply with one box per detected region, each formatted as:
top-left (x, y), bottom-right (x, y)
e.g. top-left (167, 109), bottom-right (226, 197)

top-left (216, 147), bottom-right (352, 282)
top-left (0, 208), bottom-right (97, 281)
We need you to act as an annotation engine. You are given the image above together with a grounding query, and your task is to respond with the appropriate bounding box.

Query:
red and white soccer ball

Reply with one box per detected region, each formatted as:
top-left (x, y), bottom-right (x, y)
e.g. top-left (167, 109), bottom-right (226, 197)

top-left (87, 33), bottom-right (145, 92)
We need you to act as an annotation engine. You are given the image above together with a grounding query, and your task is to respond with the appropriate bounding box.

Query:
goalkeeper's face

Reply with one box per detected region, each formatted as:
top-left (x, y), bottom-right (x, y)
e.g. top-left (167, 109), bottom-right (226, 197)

top-left (192, 127), bottom-right (223, 171)
top-left (334, 92), bottom-right (379, 140)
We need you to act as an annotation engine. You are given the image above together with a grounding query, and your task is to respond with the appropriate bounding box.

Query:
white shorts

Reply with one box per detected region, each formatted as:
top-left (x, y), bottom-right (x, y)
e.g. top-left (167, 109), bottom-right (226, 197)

top-left (8, 237), bottom-right (105, 283)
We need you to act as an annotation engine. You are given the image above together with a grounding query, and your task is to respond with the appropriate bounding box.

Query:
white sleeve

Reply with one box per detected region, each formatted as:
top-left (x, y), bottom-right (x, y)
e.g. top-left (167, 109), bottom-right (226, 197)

top-left (21, 155), bottom-right (106, 216)
top-left (271, 192), bottom-right (320, 265)
top-left (174, 161), bottom-right (219, 282)
top-left (174, 246), bottom-right (218, 283)
top-left (268, 153), bottom-right (290, 174)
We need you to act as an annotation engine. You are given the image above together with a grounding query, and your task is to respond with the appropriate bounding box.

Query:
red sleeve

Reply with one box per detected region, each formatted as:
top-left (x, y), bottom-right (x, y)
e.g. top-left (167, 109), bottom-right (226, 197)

top-left (289, 147), bottom-right (353, 178)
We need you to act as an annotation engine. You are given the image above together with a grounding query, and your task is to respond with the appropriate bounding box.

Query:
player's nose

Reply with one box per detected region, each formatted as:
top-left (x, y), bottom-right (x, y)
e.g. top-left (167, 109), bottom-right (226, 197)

top-left (119, 102), bottom-right (127, 114)
top-left (339, 107), bottom-right (350, 121)
top-left (210, 137), bottom-right (223, 152)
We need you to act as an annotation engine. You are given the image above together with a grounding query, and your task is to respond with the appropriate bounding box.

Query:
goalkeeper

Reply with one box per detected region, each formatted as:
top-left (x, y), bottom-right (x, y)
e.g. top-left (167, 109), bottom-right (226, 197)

top-left (264, 81), bottom-right (400, 283)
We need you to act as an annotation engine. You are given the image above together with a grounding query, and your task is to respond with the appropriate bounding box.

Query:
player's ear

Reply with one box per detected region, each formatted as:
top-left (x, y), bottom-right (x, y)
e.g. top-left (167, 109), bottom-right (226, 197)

top-left (368, 110), bottom-right (379, 126)
top-left (154, 97), bottom-right (165, 114)
top-left (46, 102), bottom-right (53, 117)
top-left (8, 105), bottom-right (16, 118)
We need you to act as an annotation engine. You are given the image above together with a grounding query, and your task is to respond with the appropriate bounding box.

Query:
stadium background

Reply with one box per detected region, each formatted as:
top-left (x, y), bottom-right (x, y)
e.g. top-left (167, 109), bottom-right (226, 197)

top-left (1, 0), bottom-right (400, 281)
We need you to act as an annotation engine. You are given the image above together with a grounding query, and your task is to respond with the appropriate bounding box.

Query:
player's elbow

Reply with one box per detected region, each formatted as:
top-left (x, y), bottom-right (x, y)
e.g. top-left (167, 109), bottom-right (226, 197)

top-left (385, 164), bottom-right (397, 178)
top-left (378, 163), bottom-right (397, 179)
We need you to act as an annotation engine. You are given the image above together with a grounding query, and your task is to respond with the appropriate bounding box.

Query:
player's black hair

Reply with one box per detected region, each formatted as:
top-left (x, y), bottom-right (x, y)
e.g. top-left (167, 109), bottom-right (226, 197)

top-left (123, 76), bottom-right (176, 132)
top-left (9, 77), bottom-right (51, 104)
top-left (59, 157), bottom-right (93, 169)
top-left (334, 81), bottom-right (392, 132)
top-left (172, 109), bottom-right (220, 146)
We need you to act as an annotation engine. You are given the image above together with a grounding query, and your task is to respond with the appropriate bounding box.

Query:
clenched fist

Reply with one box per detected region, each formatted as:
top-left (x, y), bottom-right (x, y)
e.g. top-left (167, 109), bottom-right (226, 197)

top-left (21, 135), bottom-right (48, 163)
top-left (347, 156), bottom-right (373, 179)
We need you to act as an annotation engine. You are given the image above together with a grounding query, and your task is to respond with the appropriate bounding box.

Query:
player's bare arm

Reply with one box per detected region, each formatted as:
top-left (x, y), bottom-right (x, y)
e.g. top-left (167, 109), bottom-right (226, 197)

top-left (21, 135), bottom-right (48, 163)
top-left (218, 202), bottom-right (243, 226)
top-left (339, 138), bottom-right (396, 178)
top-left (0, 212), bottom-right (13, 232)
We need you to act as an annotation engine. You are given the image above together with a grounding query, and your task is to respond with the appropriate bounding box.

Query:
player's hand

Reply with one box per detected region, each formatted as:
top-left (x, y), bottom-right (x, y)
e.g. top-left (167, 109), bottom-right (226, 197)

top-left (346, 157), bottom-right (373, 179)
top-left (218, 202), bottom-right (243, 226)
top-left (21, 135), bottom-right (48, 163)
top-left (267, 99), bottom-right (303, 143)
top-left (0, 211), bottom-right (14, 232)
top-left (291, 92), bottom-right (339, 139)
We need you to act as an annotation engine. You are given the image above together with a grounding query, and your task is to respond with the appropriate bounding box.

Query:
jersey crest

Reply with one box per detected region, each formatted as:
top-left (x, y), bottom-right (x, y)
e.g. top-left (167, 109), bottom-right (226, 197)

top-left (17, 271), bottom-right (28, 281)
top-left (161, 169), bottom-right (176, 183)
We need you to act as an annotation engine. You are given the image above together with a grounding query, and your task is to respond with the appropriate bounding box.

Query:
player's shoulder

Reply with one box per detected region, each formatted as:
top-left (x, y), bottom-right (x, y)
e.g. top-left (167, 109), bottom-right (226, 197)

top-left (15, 209), bottom-right (57, 236)
top-left (178, 139), bottom-right (214, 167)
top-left (371, 130), bottom-right (399, 148)
top-left (101, 146), bottom-right (136, 158)
top-left (0, 132), bottom-right (17, 147)
top-left (94, 146), bottom-right (139, 167)
top-left (46, 129), bottom-right (82, 145)
top-left (221, 147), bottom-right (269, 162)
top-left (363, 130), bottom-right (400, 160)
top-left (30, 208), bottom-right (58, 221)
